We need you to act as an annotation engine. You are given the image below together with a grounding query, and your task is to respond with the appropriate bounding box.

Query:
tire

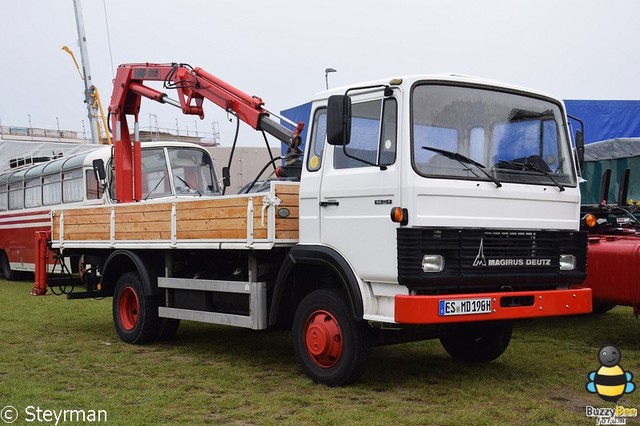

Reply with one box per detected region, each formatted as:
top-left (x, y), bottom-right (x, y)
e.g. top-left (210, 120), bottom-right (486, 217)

top-left (440, 322), bottom-right (512, 363)
top-left (112, 272), bottom-right (161, 344)
top-left (292, 289), bottom-right (370, 386)
top-left (1, 251), bottom-right (19, 281)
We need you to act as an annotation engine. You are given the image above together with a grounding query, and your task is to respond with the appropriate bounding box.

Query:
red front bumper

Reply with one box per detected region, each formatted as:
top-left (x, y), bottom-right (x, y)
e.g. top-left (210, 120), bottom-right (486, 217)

top-left (394, 287), bottom-right (592, 324)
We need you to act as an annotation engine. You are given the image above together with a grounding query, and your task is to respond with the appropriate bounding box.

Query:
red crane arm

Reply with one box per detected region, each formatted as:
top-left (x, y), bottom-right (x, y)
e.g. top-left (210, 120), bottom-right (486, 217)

top-left (108, 62), bottom-right (303, 202)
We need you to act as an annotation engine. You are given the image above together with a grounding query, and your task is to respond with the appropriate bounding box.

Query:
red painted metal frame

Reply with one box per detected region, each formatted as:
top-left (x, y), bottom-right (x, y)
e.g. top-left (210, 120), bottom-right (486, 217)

top-left (108, 63), bottom-right (303, 203)
top-left (583, 235), bottom-right (640, 315)
top-left (394, 287), bottom-right (592, 324)
top-left (32, 230), bottom-right (51, 295)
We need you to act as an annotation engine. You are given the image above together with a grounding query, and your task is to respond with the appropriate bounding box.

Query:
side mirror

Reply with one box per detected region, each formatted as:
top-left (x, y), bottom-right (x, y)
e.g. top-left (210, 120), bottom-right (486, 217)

top-left (92, 158), bottom-right (108, 194)
top-left (93, 158), bottom-right (106, 181)
top-left (575, 129), bottom-right (585, 168)
top-left (327, 95), bottom-right (351, 146)
top-left (222, 166), bottom-right (231, 187)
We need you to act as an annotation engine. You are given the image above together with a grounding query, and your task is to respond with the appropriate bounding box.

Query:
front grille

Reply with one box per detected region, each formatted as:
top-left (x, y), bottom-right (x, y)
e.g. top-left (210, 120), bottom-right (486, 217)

top-left (397, 227), bottom-right (587, 291)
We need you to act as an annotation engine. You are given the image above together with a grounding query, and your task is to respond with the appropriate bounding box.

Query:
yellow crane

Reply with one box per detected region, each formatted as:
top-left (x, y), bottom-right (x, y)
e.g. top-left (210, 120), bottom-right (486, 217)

top-left (62, 45), bottom-right (111, 145)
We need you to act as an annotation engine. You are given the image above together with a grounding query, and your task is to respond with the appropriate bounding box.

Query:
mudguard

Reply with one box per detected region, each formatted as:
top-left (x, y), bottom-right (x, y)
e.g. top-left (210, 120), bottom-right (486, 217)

top-left (101, 250), bottom-right (162, 297)
top-left (269, 245), bottom-right (364, 326)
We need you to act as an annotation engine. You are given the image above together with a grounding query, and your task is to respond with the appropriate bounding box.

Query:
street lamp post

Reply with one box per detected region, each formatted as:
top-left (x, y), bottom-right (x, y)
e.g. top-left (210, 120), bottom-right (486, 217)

top-left (325, 67), bottom-right (337, 90)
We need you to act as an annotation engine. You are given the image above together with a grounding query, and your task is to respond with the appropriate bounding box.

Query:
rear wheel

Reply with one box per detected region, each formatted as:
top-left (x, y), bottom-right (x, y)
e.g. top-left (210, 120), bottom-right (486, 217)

top-left (113, 272), bottom-right (161, 344)
top-left (292, 289), bottom-right (370, 386)
top-left (1, 251), bottom-right (19, 281)
top-left (440, 322), bottom-right (512, 362)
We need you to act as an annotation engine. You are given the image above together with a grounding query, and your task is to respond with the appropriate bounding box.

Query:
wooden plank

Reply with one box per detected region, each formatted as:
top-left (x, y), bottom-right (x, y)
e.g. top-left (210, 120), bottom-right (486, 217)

top-left (115, 221), bottom-right (171, 233)
top-left (114, 203), bottom-right (173, 214)
top-left (58, 223), bottom-right (110, 234)
top-left (115, 231), bottom-right (172, 240)
top-left (116, 211), bottom-right (171, 224)
top-left (275, 219), bottom-right (299, 230)
top-left (175, 196), bottom-right (260, 210)
top-left (63, 232), bottom-right (111, 241)
top-left (53, 210), bottom-right (111, 227)
top-left (177, 217), bottom-right (263, 232)
top-left (274, 183), bottom-right (300, 195)
top-left (275, 194), bottom-right (299, 206)
top-left (178, 229), bottom-right (268, 240)
top-left (177, 206), bottom-right (248, 220)
top-left (275, 229), bottom-right (299, 240)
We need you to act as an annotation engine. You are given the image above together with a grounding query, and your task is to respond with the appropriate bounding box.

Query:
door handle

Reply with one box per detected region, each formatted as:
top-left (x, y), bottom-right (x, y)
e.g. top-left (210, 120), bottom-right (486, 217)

top-left (319, 200), bottom-right (340, 207)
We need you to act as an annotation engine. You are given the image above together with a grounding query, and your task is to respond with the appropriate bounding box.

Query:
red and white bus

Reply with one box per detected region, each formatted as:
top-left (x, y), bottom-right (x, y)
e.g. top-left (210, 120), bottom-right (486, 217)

top-left (0, 141), bottom-right (219, 280)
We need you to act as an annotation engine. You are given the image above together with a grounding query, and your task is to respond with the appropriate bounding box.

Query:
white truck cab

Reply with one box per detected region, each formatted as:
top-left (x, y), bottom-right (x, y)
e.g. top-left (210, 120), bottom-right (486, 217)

top-left (299, 74), bottom-right (587, 325)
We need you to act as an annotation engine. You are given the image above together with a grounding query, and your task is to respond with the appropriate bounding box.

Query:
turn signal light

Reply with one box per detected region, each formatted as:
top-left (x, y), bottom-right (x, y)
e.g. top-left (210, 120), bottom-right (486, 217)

top-left (582, 213), bottom-right (597, 228)
top-left (390, 207), bottom-right (408, 226)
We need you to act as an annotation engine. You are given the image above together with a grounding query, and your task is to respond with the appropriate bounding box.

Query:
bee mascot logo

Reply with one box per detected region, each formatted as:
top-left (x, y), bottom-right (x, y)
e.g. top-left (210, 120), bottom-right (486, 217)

top-left (586, 345), bottom-right (635, 403)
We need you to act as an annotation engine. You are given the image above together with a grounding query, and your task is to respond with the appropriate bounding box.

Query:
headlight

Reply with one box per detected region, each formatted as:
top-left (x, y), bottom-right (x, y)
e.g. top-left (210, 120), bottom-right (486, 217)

top-left (559, 254), bottom-right (576, 271)
top-left (422, 255), bottom-right (445, 273)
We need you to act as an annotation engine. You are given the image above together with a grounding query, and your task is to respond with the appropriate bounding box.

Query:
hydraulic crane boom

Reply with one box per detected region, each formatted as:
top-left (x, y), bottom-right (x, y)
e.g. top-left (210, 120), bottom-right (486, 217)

top-left (108, 62), bottom-right (304, 202)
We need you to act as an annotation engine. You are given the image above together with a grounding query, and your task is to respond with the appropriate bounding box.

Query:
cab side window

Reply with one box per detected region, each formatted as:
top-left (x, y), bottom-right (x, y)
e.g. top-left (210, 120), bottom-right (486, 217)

top-left (334, 98), bottom-right (397, 169)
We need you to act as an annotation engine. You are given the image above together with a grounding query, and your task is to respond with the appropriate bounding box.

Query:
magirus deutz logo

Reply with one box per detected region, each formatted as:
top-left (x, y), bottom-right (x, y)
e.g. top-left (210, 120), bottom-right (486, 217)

top-left (472, 238), bottom-right (552, 267)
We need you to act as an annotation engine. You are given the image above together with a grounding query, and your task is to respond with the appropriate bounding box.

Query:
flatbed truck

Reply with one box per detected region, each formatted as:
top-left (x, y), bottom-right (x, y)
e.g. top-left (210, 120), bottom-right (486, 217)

top-left (35, 63), bottom-right (592, 385)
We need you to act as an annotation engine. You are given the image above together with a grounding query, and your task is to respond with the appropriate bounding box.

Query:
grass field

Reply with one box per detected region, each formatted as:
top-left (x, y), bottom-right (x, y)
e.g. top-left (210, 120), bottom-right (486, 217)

top-left (0, 279), bottom-right (638, 425)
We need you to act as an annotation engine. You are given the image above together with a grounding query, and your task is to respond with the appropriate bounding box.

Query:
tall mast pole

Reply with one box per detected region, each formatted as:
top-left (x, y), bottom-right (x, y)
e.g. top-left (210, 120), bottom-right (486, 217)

top-left (72, 0), bottom-right (100, 144)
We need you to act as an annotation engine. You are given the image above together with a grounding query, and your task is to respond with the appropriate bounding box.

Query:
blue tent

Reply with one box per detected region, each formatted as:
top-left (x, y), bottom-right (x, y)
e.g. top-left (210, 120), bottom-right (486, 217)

top-left (565, 100), bottom-right (640, 144)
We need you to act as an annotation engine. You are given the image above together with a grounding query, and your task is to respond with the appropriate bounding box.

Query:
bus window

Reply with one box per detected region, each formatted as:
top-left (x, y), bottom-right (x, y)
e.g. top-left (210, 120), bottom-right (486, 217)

top-left (43, 174), bottom-right (62, 206)
top-left (8, 182), bottom-right (24, 210)
top-left (0, 184), bottom-right (7, 211)
top-left (25, 178), bottom-right (42, 208)
top-left (62, 169), bottom-right (83, 203)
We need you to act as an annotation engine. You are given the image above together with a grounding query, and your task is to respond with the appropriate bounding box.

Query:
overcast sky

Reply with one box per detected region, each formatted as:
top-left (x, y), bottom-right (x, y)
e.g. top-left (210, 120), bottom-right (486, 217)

top-left (1, 0), bottom-right (639, 146)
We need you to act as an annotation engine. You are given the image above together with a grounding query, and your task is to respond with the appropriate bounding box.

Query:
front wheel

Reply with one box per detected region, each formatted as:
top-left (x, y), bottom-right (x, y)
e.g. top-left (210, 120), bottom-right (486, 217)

top-left (112, 272), bottom-right (161, 344)
top-left (440, 322), bottom-right (512, 362)
top-left (292, 289), bottom-right (370, 386)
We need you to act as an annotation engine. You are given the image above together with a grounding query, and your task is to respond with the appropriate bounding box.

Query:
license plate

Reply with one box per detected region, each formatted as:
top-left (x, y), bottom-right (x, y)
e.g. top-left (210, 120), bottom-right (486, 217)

top-left (439, 298), bottom-right (492, 316)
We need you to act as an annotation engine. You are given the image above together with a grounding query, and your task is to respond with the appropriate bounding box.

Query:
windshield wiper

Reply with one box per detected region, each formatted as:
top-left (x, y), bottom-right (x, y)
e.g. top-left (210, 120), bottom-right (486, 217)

top-left (495, 159), bottom-right (565, 192)
top-left (422, 146), bottom-right (502, 188)
top-left (175, 175), bottom-right (202, 196)
top-left (144, 176), bottom-right (165, 200)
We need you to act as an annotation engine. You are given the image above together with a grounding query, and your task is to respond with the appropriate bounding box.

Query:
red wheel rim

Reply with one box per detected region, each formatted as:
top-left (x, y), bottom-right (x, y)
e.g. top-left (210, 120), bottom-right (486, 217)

top-left (304, 309), bottom-right (343, 368)
top-left (118, 286), bottom-right (139, 331)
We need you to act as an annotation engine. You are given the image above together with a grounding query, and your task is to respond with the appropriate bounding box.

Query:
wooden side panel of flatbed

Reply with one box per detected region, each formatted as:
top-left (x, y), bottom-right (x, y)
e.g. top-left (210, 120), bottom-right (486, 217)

top-left (51, 183), bottom-right (299, 249)
top-left (274, 184), bottom-right (299, 241)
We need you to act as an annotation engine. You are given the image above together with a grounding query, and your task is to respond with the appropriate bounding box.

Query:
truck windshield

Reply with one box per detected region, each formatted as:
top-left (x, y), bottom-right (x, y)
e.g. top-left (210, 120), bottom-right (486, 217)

top-left (140, 147), bottom-right (219, 199)
top-left (411, 84), bottom-right (576, 187)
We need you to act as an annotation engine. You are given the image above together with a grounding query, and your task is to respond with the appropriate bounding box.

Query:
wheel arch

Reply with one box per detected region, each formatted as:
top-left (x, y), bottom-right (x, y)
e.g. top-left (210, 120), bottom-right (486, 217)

top-left (269, 245), bottom-right (364, 328)
top-left (101, 250), bottom-right (163, 297)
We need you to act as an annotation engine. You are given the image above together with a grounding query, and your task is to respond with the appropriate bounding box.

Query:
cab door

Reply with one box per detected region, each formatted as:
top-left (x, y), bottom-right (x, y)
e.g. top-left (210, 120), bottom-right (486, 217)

top-left (319, 96), bottom-right (400, 283)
